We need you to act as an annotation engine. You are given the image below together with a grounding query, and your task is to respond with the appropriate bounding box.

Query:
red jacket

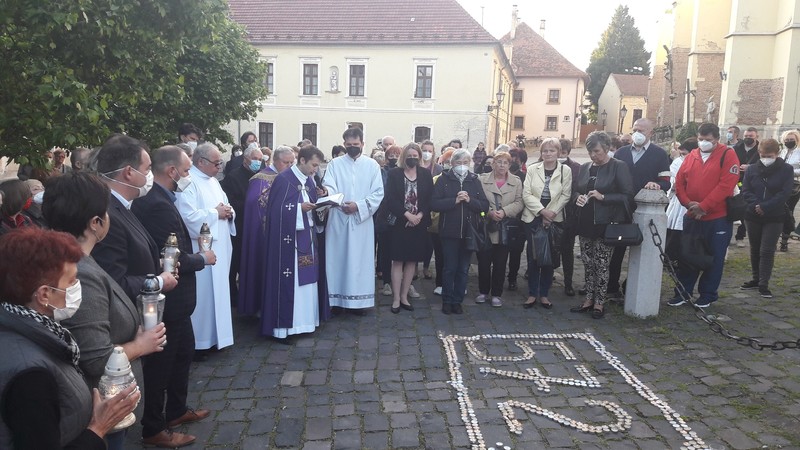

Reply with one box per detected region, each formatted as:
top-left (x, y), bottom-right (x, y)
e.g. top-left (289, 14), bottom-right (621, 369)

top-left (675, 144), bottom-right (740, 221)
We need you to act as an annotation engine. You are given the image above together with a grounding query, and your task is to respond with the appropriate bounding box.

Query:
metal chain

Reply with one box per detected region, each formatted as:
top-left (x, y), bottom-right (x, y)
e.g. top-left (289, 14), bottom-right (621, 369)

top-left (648, 219), bottom-right (800, 351)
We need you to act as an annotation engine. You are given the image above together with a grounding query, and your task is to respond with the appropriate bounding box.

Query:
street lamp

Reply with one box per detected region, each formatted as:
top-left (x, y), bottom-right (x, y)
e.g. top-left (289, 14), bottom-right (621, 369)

top-left (618, 105), bottom-right (628, 134)
top-left (601, 109), bottom-right (608, 130)
top-left (494, 88), bottom-right (506, 147)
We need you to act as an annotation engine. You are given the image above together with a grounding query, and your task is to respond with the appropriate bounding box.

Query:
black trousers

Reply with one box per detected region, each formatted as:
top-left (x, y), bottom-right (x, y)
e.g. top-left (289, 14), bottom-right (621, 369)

top-left (377, 230), bottom-right (392, 284)
top-left (431, 232), bottom-right (443, 287)
top-left (735, 222), bottom-right (747, 241)
top-left (141, 317), bottom-right (195, 438)
top-left (783, 190), bottom-right (800, 236)
top-left (229, 234), bottom-right (242, 306)
top-left (607, 245), bottom-right (627, 293)
top-left (561, 227), bottom-right (577, 287)
top-left (507, 236), bottom-right (527, 282)
top-left (477, 244), bottom-right (510, 296)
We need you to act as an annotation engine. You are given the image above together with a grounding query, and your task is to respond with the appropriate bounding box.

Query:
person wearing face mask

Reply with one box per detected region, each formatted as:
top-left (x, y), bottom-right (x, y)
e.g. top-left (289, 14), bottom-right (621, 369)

top-left (225, 132), bottom-right (258, 177)
top-left (175, 143), bottom-right (236, 353)
top-left (732, 127), bottom-right (761, 246)
top-left (668, 123), bottom-right (740, 308)
top-left (0, 227), bottom-right (141, 450)
top-left (607, 118), bottom-right (671, 301)
top-left (93, 134), bottom-right (178, 304)
top-left (0, 179), bottom-right (36, 236)
top-left (221, 145), bottom-right (264, 305)
top-left (417, 141), bottom-right (442, 281)
top-left (778, 129), bottom-right (800, 251)
top-left (431, 148), bottom-right (490, 314)
top-left (23, 178), bottom-right (48, 228)
top-left (665, 138), bottom-right (698, 264)
top-left (426, 148), bottom-right (456, 296)
top-left (383, 143), bottom-right (433, 313)
top-left (132, 147), bottom-right (218, 445)
top-left (43, 172), bottom-right (173, 449)
top-left (323, 127), bottom-right (385, 315)
top-left (726, 126), bottom-right (740, 147)
top-left (377, 145), bottom-right (403, 296)
top-left (739, 139), bottom-right (794, 298)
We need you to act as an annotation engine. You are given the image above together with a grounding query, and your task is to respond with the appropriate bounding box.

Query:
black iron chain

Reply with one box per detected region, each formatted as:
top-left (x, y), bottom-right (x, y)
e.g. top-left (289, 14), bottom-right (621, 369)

top-left (648, 219), bottom-right (800, 351)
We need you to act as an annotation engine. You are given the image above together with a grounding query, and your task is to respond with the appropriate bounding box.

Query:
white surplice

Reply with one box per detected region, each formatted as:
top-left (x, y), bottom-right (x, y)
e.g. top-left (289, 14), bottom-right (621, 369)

top-left (274, 165), bottom-right (320, 338)
top-left (323, 154), bottom-right (384, 308)
top-left (176, 165), bottom-right (236, 350)
top-left (666, 155), bottom-right (687, 230)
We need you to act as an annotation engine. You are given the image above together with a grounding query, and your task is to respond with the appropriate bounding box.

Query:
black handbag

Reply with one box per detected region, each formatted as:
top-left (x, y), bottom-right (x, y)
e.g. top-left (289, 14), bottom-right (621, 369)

top-left (603, 198), bottom-right (642, 246)
top-left (465, 212), bottom-right (492, 252)
top-left (492, 193), bottom-right (522, 246)
top-left (725, 194), bottom-right (747, 222)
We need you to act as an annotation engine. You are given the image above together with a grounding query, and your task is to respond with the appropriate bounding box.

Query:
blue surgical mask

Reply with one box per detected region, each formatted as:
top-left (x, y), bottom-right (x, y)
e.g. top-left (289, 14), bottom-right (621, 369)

top-left (249, 160), bottom-right (262, 172)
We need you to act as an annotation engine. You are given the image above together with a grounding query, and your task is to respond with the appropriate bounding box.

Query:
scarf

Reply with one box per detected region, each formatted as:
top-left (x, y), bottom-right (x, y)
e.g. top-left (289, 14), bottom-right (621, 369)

top-left (2, 302), bottom-right (81, 371)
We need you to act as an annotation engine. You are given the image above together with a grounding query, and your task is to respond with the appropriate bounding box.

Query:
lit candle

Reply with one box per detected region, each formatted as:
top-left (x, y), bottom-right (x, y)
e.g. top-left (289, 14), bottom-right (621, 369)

top-left (163, 256), bottom-right (174, 274)
top-left (143, 304), bottom-right (158, 330)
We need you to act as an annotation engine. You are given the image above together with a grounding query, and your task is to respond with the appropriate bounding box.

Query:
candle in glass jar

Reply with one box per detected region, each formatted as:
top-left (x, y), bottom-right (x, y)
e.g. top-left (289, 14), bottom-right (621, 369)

top-left (143, 304), bottom-right (158, 330)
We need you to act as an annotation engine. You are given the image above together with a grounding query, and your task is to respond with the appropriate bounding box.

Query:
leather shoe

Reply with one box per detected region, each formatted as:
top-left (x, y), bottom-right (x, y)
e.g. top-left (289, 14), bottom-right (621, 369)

top-left (564, 285), bottom-right (575, 296)
top-left (400, 302), bottom-right (414, 311)
top-left (143, 430), bottom-right (196, 448)
top-left (591, 307), bottom-right (606, 319)
top-left (442, 303), bottom-right (452, 314)
top-left (570, 304), bottom-right (593, 313)
top-left (167, 408), bottom-right (210, 428)
top-left (508, 281), bottom-right (517, 291)
top-left (391, 306), bottom-right (400, 314)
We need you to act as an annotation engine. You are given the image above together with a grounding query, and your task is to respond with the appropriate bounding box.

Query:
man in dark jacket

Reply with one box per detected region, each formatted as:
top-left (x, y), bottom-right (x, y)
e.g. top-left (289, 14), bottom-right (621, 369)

top-left (608, 118), bottom-right (671, 298)
top-left (221, 145), bottom-right (264, 306)
top-left (132, 146), bottom-right (216, 447)
top-left (732, 127), bottom-right (760, 245)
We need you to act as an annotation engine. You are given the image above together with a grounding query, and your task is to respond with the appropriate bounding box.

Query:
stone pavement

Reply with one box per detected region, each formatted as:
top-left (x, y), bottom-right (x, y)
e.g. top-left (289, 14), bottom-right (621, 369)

top-left (124, 237), bottom-right (800, 449)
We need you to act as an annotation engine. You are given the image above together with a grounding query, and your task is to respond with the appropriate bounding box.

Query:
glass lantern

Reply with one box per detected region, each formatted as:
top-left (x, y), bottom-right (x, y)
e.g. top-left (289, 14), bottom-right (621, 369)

top-left (161, 233), bottom-right (181, 276)
top-left (98, 347), bottom-right (138, 431)
top-left (198, 222), bottom-right (213, 251)
top-left (137, 274), bottom-right (165, 346)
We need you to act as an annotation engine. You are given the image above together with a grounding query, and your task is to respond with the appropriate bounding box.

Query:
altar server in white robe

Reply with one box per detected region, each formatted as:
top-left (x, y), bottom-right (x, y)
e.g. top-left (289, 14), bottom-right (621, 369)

top-left (176, 143), bottom-right (235, 350)
top-left (322, 127), bottom-right (384, 313)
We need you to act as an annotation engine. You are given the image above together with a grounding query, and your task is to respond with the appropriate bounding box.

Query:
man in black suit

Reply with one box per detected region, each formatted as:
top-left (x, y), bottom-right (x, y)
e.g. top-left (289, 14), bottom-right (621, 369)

top-left (133, 146), bottom-right (216, 447)
top-left (608, 118), bottom-right (671, 298)
top-left (220, 144), bottom-right (263, 306)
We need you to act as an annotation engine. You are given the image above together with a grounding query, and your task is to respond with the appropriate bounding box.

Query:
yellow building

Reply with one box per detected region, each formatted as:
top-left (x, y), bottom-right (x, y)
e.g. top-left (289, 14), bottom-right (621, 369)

top-left (598, 74), bottom-right (649, 134)
top-left (226, 0), bottom-right (515, 154)
top-left (500, 16), bottom-right (587, 146)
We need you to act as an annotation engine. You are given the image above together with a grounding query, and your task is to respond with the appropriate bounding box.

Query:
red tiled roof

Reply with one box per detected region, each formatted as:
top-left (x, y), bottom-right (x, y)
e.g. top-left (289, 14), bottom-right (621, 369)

top-left (500, 22), bottom-right (587, 80)
top-left (610, 73), bottom-right (649, 97)
top-left (228, 0), bottom-right (497, 45)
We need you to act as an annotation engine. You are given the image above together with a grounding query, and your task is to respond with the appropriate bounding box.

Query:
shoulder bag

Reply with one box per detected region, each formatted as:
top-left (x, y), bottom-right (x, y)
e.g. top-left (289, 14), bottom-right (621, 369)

top-left (493, 193), bottom-right (523, 246)
top-left (465, 211), bottom-right (492, 252)
top-left (603, 195), bottom-right (642, 247)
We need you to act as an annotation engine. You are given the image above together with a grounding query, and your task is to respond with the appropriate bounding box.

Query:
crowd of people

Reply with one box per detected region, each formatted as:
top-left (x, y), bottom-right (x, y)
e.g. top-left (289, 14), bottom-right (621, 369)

top-left (1, 119), bottom-right (799, 447)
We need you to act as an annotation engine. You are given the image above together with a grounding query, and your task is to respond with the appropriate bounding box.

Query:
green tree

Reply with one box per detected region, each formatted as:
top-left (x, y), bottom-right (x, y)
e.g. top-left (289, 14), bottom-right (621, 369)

top-left (585, 5), bottom-right (651, 108)
top-left (0, 0), bottom-right (266, 166)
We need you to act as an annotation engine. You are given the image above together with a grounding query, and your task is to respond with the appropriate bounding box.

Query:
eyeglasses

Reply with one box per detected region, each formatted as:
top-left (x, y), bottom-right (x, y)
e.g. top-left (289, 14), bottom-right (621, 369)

top-left (201, 157), bottom-right (224, 168)
top-left (493, 160), bottom-right (510, 166)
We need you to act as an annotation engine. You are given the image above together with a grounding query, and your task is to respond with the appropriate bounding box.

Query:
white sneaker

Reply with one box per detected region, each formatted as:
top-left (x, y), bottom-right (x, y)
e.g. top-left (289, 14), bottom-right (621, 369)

top-left (475, 294), bottom-right (487, 304)
top-left (382, 283), bottom-right (392, 296)
top-left (491, 297), bottom-right (503, 307)
top-left (433, 286), bottom-right (442, 296)
top-left (736, 240), bottom-right (746, 248)
top-left (408, 285), bottom-right (421, 298)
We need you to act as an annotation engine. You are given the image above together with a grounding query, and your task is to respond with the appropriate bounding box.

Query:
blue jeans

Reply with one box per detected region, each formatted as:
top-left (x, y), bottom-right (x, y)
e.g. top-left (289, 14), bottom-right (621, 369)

top-left (105, 429), bottom-right (126, 450)
top-left (676, 217), bottom-right (732, 302)
top-left (528, 261), bottom-right (554, 297)
top-left (441, 237), bottom-right (472, 304)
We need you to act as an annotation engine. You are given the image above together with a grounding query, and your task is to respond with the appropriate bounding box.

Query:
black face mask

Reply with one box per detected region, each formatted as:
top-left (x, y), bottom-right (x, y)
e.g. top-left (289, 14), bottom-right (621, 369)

top-left (785, 141), bottom-right (797, 150)
top-left (346, 146), bottom-right (361, 158)
top-left (510, 162), bottom-right (521, 173)
top-left (744, 138), bottom-right (756, 147)
top-left (405, 158), bottom-right (419, 168)
top-left (387, 158), bottom-right (398, 167)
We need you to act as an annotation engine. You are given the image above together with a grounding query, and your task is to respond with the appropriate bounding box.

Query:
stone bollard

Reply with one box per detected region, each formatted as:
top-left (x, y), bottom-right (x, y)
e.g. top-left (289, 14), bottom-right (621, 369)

top-left (624, 188), bottom-right (670, 318)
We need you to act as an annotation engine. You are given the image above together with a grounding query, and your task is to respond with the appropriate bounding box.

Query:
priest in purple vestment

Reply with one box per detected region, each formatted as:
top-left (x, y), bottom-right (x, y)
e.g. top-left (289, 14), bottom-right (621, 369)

top-left (237, 147), bottom-right (296, 315)
top-left (261, 146), bottom-right (330, 341)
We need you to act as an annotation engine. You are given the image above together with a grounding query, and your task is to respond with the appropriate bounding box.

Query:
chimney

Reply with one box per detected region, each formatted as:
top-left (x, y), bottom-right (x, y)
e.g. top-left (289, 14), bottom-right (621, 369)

top-left (510, 4), bottom-right (519, 39)
top-left (540, 19), bottom-right (546, 40)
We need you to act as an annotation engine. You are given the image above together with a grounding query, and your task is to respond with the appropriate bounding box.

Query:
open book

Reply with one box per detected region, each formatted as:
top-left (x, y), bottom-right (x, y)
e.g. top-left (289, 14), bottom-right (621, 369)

top-left (315, 192), bottom-right (344, 209)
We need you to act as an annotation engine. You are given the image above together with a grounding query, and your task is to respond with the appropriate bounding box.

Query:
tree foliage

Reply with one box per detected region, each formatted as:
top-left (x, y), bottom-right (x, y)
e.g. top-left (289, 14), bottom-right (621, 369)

top-left (0, 0), bottom-right (266, 166)
top-left (585, 5), bottom-right (651, 107)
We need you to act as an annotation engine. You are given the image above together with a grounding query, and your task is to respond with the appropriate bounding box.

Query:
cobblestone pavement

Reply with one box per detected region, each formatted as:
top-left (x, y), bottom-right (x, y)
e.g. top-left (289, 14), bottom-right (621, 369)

top-left (123, 235), bottom-right (800, 449)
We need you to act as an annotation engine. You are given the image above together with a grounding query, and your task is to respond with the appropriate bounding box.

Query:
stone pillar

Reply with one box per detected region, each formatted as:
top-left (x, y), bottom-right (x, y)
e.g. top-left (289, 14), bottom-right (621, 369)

top-left (624, 188), bottom-right (670, 318)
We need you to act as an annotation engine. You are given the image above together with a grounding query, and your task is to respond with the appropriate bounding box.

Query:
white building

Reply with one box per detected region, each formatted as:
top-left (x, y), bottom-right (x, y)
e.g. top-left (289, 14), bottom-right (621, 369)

top-left (227, 0), bottom-right (515, 154)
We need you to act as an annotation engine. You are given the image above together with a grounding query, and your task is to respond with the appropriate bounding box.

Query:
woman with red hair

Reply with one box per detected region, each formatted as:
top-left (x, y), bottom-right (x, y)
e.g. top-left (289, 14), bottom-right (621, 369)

top-left (0, 227), bottom-right (139, 449)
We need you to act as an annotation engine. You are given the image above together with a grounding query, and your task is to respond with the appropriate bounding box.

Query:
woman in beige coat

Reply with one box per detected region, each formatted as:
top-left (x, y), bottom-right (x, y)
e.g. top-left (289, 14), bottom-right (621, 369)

top-left (475, 151), bottom-right (524, 307)
top-left (521, 138), bottom-right (572, 309)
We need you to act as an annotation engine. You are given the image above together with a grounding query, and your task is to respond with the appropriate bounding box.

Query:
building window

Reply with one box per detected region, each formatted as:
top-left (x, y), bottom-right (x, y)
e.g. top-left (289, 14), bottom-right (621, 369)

top-left (414, 126), bottom-right (431, 143)
top-left (258, 122), bottom-right (273, 150)
top-left (513, 89), bottom-right (524, 103)
top-left (302, 123), bottom-right (318, 145)
top-left (415, 65), bottom-right (433, 98)
top-left (265, 62), bottom-right (274, 94)
top-left (303, 64), bottom-right (318, 95)
top-left (547, 89), bottom-right (560, 104)
top-left (513, 116), bottom-right (525, 130)
top-left (546, 116), bottom-right (558, 131)
top-left (633, 108), bottom-right (643, 123)
top-left (349, 65), bottom-right (365, 97)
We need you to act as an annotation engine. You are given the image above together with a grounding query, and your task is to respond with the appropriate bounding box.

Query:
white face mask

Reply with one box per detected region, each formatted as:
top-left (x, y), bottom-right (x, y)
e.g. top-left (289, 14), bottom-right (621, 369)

top-left (698, 140), bottom-right (714, 153)
top-left (48, 280), bottom-right (82, 322)
top-left (557, 157), bottom-right (568, 163)
top-left (632, 131), bottom-right (647, 147)
top-left (761, 158), bottom-right (776, 167)
top-left (33, 191), bottom-right (45, 205)
top-left (103, 167), bottom-right (153, 198)
top-left (453, 164), bottom-right (469, 177)
top-left (187, 141), bottom-right (198, 151)
top-left (422, 151), bottom-right (433, 161)
top-left (726, 132), bottom-right (734, 142)
top-left (172, 170), bottom-right (192, 193)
